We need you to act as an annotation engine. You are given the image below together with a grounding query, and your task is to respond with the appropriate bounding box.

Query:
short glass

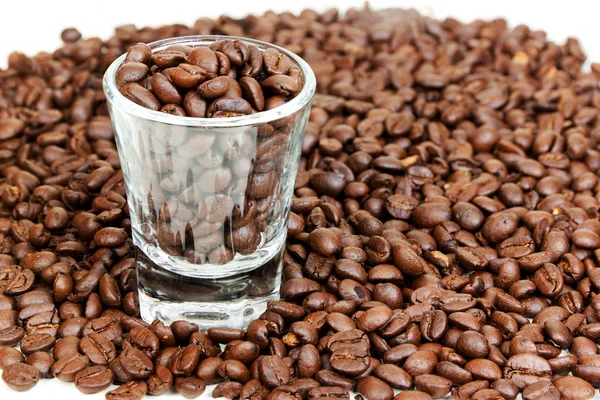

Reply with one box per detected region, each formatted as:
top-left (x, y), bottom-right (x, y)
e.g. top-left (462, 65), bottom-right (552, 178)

top-left (103, 35), bottom-right (315, 328)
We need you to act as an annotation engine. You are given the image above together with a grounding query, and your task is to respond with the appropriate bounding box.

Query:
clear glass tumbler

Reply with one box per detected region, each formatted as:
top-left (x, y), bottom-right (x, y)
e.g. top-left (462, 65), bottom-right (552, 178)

top-left (103, 36), bottom-right (315, 328)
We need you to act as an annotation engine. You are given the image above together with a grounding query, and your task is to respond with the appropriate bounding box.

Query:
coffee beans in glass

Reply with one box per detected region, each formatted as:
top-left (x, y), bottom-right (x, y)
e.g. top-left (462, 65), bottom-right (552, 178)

top-left (103, 35), bottom-right (315, 328)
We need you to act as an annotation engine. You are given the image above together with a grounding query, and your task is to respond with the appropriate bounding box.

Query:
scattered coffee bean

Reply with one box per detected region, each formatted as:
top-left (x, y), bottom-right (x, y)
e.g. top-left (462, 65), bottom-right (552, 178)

top-left (1, 363), bottom-right (40, 391)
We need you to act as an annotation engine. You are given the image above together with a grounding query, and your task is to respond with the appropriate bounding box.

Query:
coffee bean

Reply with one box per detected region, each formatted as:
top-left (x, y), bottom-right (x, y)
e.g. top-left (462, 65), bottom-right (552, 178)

top-left (456, 331), bottom-right (489, 359)
top-left (2, 362), bottom-right (40, 391)
top-left (356, 376), bottom-right (393, 400)
top-left (79, 332), bottom-right (116, 365)
top-left (308, 386), bottom-right (349, 399)
top-left (170, 344), bottom-right (201, 376)
top-left (51, 353), bottom-right (89, 382)
top-left (414, 374), bottom-right (453, 398)
top-left (0, 347), bottom-right (25, 370)
top-left (119, 341), bottom-right (153, 380)
top-left (308, 228), bottom-right (341, 257)
top-left (74, 365), bottom-right (114, 394)
top-left (404, 350), bottom-right (438, 377)
top-left (464, 359), bottom-right (502, 382)
top-left (436, 361), bottom-right (473, 386)
top-left (393, 391), bottom-right (433, 400)
top-left (522, 381), bottom-right (560, 400)
top-left (106, 380), bottom-right (148, 400)
top-left (175, 376), bottom-right (206, 399)
top-left (554, 376), bottom-right (595, 400)
top-left (207, 327), bottom-right (245, 343)
top-left (194, 357), bottom-right (223, 385)
top-left (20, 333), bottom-right (55, 356)
top-left (25, 351), bottom-right (55, 379)
top-left (504, 354), bottom-right (552, 389)
top-left (258, 355), bottom-right (290, 388)
top-left (146, 365), bottom-right (173, 396)
top-left (209, 381), bottom-right (243, 399)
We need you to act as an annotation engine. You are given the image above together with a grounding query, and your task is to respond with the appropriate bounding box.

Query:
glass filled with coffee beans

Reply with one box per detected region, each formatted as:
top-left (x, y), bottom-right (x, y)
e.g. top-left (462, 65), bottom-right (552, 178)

top-left (103, 35), bottom-right (315, 328)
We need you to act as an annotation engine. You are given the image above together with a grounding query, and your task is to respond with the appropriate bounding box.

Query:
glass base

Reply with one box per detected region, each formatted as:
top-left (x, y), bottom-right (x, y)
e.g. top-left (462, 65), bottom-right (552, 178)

top-left (136, 244), bottom-right (283, 329)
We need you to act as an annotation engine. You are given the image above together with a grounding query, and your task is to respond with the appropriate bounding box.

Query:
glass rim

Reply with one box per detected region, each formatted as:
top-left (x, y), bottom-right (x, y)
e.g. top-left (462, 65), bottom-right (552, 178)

top-left (102, 35), bottom-right (316, 127)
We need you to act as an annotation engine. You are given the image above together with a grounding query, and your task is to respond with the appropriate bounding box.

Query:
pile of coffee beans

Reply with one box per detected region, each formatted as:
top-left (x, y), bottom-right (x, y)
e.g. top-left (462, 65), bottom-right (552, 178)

top-left (117, 39), bottom-right (301, 117)
top-left (1, 5), bottom-right (600, 400)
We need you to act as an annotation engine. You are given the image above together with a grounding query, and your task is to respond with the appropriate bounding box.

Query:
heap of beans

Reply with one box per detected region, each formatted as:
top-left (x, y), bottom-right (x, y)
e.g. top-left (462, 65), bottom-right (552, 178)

top-left (116, 39), bottom-right (302, 117)
top-left (1, 6), bottom-right (600, 400)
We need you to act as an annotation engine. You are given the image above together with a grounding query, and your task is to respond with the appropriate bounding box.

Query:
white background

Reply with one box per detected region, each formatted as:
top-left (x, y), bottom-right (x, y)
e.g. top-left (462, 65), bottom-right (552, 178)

top-left (1, 0), bottom-right (600, 399)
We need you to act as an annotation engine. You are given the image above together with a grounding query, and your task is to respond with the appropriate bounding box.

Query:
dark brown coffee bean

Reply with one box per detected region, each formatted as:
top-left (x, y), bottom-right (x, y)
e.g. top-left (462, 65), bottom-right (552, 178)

top-left (144, 364), bottom-right (173, 395)
top-left (522, 381), bottom-right (560, 400)
top-left (0, 347), bottom-right (25, 370)
top-left (404, 350), bottom-right (438, 377)
top-left (504, 354), bottom-right (552, 389)
top-left (554, 376), bottom-right (595, 400)
top-left (51, 353), bottom-right (89, 382)
top-left (308, 228), bottom-right (341, 257)
top-left (74, 365), bottom-right (114, 394)
top-left (106, 380), bottom-right (148, 400)
top-left (464, 359), bottom-right (502, 382)
top-left (120, 83), bottom-right (161, 111)
top-left (119, 341), bottom-right (153, 380)
top-left (356, 376), bottom-right (393, 400)
top-left (26, 351), bottom-right (55, 379)
top-left (20, 333), bottom-right (55, 356)
top-left (79, 332), bottom-right (116, 365)
top-left (212, 381), bottom-right (244, 399)
top-left (374, 363), bottom-right (412, 389)
top-left (2, 362), bottom-right (40, 391)
top-left (170, 344), bottom-right (201, 377)
top-left (208, 327), bottom-right (245, 343)
top-left (175, 376), bottom-right (206, 399)
top-left (218, 359), bottom-right (250, 383)
top-left (436, 361), bottom-right (473, 386)
top-left (414, 374), bottom-right (453, 398)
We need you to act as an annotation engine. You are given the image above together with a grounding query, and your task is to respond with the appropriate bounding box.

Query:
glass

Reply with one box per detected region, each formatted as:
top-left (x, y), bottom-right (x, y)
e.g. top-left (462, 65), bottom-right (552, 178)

top-left (103, 35), bottom-right (315, 328)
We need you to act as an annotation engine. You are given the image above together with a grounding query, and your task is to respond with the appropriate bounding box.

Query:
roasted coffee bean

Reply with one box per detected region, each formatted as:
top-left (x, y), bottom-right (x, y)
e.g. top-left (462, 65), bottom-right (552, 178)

top-left (119, 341), bottom-right (153, 380)
top-left (356, 376), bottom-right (394, 400)
top-left (393, 391), bottom-right (433, 400)
top-left (53, 336), bottom-right (80, 361)
top-left (0, 347), bottom-right (25, 370)
top-left (522, 381), bottom-right (560, 400)
top-left (414, 374), bottom-right (453, 398)
top-left (554, 376), bottom-right (595, 400)
top-left (194, 357), bottom-right (223, 385)
top-left (258, 355), bottom-right (291, 388)
top-left (170, 344), bottom-right (201, 376)
top-left (51, 354), bottom-right (90, 382)
top-left (146, 364), bottom-right (174, 395)
top-left (456, 331), bottom-right (489, 359)
top-left (504, 354), bottom-right (552, 389)
top-left (2, 362), bottom-right (40, 391)
top-left (73, 365), bottom-right (114, 394)
top-left (79, 332), bottom-right (116, 365)
top-left (212, 381), bottom-right (244, 399)
top-left (404, 350), bottom-right (438, 377)
top-left (175, 376), bottom-right (206, 399)
top-left (464, 359), bottom-right (502, 382)
top-left (20, 333), bottom-right (55, 356)
top-left (25, 351), bottom-right (55, 379)
top-left (217, 359), bottom-right (251, 383)
top-left (208, 327), bottom-right (245, 344)
top-left (106, 380), bottom-right (148, 400)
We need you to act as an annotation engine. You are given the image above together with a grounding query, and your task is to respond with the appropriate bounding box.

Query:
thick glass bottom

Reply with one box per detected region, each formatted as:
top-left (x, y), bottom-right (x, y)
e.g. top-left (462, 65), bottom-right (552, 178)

top-left (135, 243), bottom-right (283, 329)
